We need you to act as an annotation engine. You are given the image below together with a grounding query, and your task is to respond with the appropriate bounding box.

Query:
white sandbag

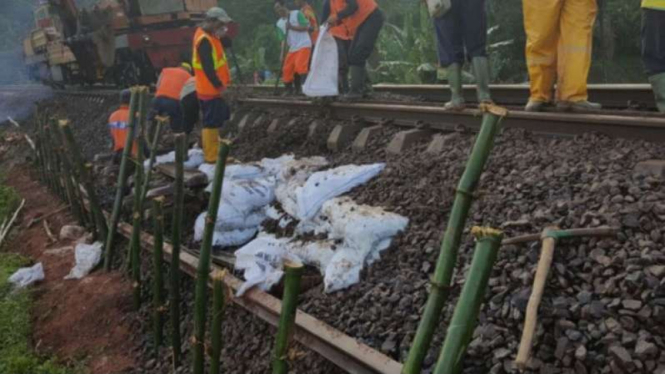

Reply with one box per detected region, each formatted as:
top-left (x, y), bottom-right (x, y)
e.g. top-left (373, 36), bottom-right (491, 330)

top-left (214, 177), bottom-right (277, 210)
top-left (212, 227), bottom-right (258, 247)
top-left (320, 197), bottom-right (409, 292)
top-left (64, 242), bottom-right (103, 280)
top-left (295, 163), bottom-right (385, 221)
top-left (199, 163), bottom-right (266, 182)
top-left (146, 148), bottom-right (204, 170)
top-left (303, 26), bottom-right (339, 97)
top-left (234, 235), bottom-right (300, 296)
top-left (274, 157), bottom-right (329, 218)
top-left (9, 262), bottom-right (44, 288)
top-left (258, 154), bottom-right (296, 176)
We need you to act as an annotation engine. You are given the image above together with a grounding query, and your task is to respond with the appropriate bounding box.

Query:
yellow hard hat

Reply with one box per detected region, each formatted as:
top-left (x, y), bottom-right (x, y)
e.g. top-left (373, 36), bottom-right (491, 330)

top-left (181, 62), bottom-right (193, 73)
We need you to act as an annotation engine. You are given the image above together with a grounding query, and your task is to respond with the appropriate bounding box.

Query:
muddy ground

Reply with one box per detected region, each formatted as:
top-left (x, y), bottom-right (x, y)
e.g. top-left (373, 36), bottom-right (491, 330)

top-left (5, 92), bottom-right (665, 374)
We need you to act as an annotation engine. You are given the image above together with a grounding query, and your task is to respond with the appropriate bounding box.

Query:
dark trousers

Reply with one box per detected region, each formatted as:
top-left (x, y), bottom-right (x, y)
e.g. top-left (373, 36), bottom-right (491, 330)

top-left (199, 97), bottom-right (231, 129)
top-left (180, 93), bottom-right (199, 134)
top-left (433, 0), bottom-right (487, 67)
top-left (153, 96), bottom-right (183, 133)
top-left (348, 9), bottom-right (385, 67)
top-left (336, 37), bottom-right (351, 92)
top-left (642, 8), bottom-right (665, 76)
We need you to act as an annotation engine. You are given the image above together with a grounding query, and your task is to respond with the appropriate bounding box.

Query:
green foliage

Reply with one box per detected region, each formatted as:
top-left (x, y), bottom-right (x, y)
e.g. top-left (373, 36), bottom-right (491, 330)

top-left (0, 181), bottom-right (20, 226)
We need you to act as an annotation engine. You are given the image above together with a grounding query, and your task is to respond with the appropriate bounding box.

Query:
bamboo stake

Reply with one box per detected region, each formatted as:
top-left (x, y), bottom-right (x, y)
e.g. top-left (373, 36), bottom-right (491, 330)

top-left (139, 118), bottom-right (165, 207)
top-left (403, 106), bottom-right (507, 374)
top-left (210, 270), bottom-right (227, 374)
top-left (7, 116), bottom-right (36, 151)
top-left (152, 197), bottom-right (165, 351)
top-left (51, 122), bottom-right (86, 227)
top-left (60, 120), bottom-right (108, 241)
top-left (170, 134), bottom-right (186, 367)
top-left (192, 139), bottom-right (231, 374)
top-left (272, 261), bottom-right (305, 374)
top-left (130, 125), bottom-right (145, 310)
top-left (0, 199), bottom-right (26, 248)
top-left (514, 227), bottom-right (560, 369)
top-left (502, 226), bottom-right (617, 246)
top-left (104, 87), bottom-right (141, 270)
top-left (433, 227), bottom-right (503, 374)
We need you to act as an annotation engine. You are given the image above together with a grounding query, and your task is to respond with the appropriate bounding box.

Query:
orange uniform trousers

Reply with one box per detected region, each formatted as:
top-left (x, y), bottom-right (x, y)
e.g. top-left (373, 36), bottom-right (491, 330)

top-left (282, 48), bottom-right (312, 84)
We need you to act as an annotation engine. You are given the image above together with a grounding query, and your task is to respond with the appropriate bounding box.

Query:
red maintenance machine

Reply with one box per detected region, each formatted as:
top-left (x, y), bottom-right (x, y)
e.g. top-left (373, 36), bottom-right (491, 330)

top-left (23, 0), bottom-right (217, 86)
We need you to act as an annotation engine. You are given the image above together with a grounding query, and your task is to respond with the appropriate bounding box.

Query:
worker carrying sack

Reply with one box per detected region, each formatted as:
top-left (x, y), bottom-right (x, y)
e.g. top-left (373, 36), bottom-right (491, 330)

top-left (303, 25), bottom-right (339, 97)
top-left (426, 0), bottom-right (451, 18)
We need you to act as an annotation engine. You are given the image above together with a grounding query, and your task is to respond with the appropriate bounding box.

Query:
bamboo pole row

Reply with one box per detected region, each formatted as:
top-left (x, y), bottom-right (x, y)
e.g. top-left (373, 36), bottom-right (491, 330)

top-left (170, 134), bottom-right (186, 366)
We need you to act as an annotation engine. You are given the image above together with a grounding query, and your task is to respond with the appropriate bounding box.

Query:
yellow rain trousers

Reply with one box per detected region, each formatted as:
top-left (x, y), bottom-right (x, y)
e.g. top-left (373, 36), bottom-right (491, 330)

top-left (523, 0), bottom-right (597, 103)
top-left (202, 128), bottom-right (220, 164)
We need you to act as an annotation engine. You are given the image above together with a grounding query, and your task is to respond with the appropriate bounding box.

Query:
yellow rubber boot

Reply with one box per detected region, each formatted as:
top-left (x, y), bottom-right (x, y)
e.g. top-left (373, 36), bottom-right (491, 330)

top-left (202, 128), bottom-right (220, 164)
top-left (523, 0), bottom-right (562, 103)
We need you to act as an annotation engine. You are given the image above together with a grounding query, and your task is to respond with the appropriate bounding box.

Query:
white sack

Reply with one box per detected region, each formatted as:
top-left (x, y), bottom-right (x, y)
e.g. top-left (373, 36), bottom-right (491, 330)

top-left (234, 235), bottom-right (301, 296)
top-left (274, 157), bottom-right (329, 219)
top-left (199, 163), bottom-right (266, 182)
top-left (9, 262), bottom-right (44, 288)
top-left (295, 163), bottom-right (385, 221)
top-left (321, 198), bottom-right (408, 292)
top-left (146, 148), bottom-right (204, 170)
top-left (303, 26), bottom-right (339, 97)
top-left (64, 242), bottom-right (103, 280)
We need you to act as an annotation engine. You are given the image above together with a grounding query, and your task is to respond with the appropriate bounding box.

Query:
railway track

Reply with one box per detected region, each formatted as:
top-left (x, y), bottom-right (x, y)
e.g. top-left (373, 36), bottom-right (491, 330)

top-left (238, 98), bottom-right (665, 143)
top-left (248, 83), bottom-right (657, 110)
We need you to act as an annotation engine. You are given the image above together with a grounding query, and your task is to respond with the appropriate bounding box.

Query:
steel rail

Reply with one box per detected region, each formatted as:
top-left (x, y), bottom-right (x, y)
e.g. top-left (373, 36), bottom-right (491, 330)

top-left (238, 98), bottom-right (665, 142)
top-left (247, 83), bottom-right (656, 109)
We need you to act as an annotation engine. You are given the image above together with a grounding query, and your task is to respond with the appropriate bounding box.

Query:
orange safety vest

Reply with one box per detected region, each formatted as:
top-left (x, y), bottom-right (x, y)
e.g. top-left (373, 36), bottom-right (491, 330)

top-left (108, 105), bottom-right (137, 155)
top-left (330, 0), bottom-right (377, 39)
top-left (156, 67), bottom-right (191, 100)
top-left (192, 27), bottom-right (231, 98)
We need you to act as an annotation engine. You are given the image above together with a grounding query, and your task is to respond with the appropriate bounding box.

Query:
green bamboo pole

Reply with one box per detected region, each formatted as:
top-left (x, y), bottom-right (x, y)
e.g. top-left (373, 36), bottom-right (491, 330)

top-left (46, 123), bottom-right (66, 200)
top-left (402, 107), bottom-right (507, 374)
top-left (192, 139), bottom-right (231, 374)
top-left (103, 87), bottom-right (142, 270)
top-left (139, 118), bottom-right (165, 207)
top-left (433, 227), bottom-right (503, 374)
top-left (169, 133), bottom-right (186, 367)
top-left (130, 122), bottom-right (145, 310)
top-left (60, 120), bottom-right (108, 241)
top-left (210, 270), bottom-right (226, 374)
top-left (43, 124), bottom-right (62, 197)
top-left (152, 197), bottom-right (165, 351)
top-left (272, 262), bottom-right (304, 374)
top-left (53, 123), bottom-right (89, 228)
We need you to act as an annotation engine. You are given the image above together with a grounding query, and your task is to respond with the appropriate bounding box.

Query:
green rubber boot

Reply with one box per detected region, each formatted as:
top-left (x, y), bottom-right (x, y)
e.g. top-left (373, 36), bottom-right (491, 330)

top-left (344, 65), bottom-right (365, 100)
top-left (649, 72), bottom-right (665, 113)
top-left (444, 63), bottom-right (465, 110)
top-left (472, 56), bottom-right (493, 104)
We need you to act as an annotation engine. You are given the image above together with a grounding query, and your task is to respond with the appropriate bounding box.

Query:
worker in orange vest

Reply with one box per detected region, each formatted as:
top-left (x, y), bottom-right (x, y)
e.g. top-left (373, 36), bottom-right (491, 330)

top-left (275, 3), bottom-right (312, 95)
top-left (153, 63), bottom-right (193, 133)
top-left (192, 7), bottom-right (233, 163)
top-left (326, 0), bottom-right (384, 99)
top-left (322, 0), bottom-right (352, 94)
top-left (108, 89), bottom-right (138, 164)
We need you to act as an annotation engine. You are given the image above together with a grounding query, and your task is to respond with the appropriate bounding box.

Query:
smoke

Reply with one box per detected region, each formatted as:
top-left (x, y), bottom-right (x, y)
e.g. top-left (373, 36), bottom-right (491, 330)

top-left (0, 0), bottom-right (38, 85)
top-left (0, 85), bottom-right (53, 124)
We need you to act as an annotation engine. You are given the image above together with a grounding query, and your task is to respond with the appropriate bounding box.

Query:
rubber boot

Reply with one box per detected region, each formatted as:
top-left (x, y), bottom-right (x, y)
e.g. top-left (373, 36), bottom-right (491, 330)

top-left (556, 100), bottom-right (602, 113)
top-left (294, 75), bottom-right (302, 95)
top-left (344, 65), bottom-right (366, 100)
top-left (284, 82), bottom-right (295, 97)
top-left (525, 100), bottom-right (546, 112)
top-left (472, 56), bottom-right (493, 104)
top-left (649, 72), bottom-right (665, 113)
top-left (201, 127), bottom-right (220, 164)
top-left (297, 74), bottom-right (308, 95)
top-left (339, 71), bottom-right (349, 94)
top-left (444, 63), bottom-right (465, 110)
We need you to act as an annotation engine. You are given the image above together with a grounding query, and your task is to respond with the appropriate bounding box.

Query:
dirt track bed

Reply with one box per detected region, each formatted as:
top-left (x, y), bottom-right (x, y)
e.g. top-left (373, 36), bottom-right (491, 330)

top-left (19, 94), bottom-right (665, 374)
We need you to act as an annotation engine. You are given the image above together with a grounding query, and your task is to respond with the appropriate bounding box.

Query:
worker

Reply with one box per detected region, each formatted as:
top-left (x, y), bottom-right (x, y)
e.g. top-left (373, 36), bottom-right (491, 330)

top-left (433, 0), bottom-right (492, 110)
top-left (180, 75), bottom-right (199, 136)
top-left (108, 89), bottom-right (137, 164)
top-left (295, 0), bottom-right (320, 45)
top-left (153, 63), bottom-right (193, 133)
top-left (192, 7), bottom-right (233, 163)
top-left (523, 0), bottom-right (601, 112)
top-left (275, 3), bottom-right (312, 95)
top-left (326, 0), bottom-right (385, 99)
top-left (322, 0), bottom-right (352, 94)
top-left (642, 0), bottom-right (665, 113)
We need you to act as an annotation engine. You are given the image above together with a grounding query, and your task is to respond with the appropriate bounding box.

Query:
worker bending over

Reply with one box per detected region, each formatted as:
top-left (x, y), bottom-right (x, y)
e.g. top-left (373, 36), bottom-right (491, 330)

top-left (192, 7), bottom-right (233, 163)
top-left (326, 0), bottom-right (384, 99)
top-left (642, 0), bottom-right (665, 112)
top-left (108, 89), bottom-right (138, 164)
top-left (433, 0), bottom-right (492, 110)
top-left (322, 0), bottom-right (352, 94)
top-left (523, 0), bottom-right (600, 112)
top-left (276, 3), bottom-right (312, 95)
top-left (153, 63), bottom-right (192, 133)
top-left (296, 0), bottom-right (320, 45)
